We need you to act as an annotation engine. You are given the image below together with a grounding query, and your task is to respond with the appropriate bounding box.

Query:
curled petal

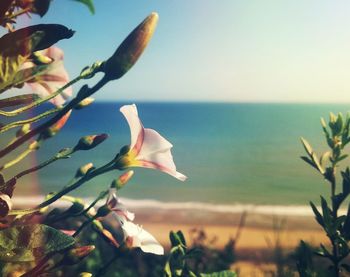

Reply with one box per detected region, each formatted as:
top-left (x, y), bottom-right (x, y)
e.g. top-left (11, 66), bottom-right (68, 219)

top-left (120, 104), bottom-right (187, 181)
top-left (121, 221), bottom-right (164, 255)
top-left (24, 46), bottom-right (72, 107)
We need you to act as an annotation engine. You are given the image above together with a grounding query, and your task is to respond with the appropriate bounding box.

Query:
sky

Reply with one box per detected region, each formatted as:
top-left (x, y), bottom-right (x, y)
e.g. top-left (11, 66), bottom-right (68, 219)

top-left (22, 1), bottom-right (350, 103)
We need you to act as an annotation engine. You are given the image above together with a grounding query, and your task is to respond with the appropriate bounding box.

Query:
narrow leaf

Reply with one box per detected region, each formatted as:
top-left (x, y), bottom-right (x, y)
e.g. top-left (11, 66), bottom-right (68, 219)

top-left (300, 137), bottom-right (313, 157)
top-left (310, 201), bottom-right (324, 227)
top-left (72, 0), bottom-right (95, 14)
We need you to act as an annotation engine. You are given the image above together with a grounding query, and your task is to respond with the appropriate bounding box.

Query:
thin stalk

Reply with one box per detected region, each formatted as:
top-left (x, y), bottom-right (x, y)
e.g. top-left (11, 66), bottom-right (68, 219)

top-left (0, 147), bottom-right (34, 171)
top-left (0, 76), bottom-right (108, 159)
top-left (14, 150), bottom-right (73, 180)
top-left (8, 159), bottom-right (115, 215)
top-left (0, 75), bottom-right (81, 116)
top-left (0, 107), bottom-right (60, 134)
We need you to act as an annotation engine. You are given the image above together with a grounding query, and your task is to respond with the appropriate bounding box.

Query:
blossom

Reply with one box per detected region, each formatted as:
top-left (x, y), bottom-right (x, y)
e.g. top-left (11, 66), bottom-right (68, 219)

top-left (24, 46), bottom-right (72, 107)
top-left (119, 104), bottom-right (187, 181)
top-left (121, 220), bottom-right (164, 255)
top-left (106, 189), bottom-right (135, 221)
top-left (100, 189), bottom-right (163, 255)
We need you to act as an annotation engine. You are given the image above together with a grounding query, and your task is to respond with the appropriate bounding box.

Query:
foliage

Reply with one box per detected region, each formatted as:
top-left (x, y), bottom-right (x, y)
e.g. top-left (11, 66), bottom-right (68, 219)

top-left (301, 112), bottom-right (350, 276)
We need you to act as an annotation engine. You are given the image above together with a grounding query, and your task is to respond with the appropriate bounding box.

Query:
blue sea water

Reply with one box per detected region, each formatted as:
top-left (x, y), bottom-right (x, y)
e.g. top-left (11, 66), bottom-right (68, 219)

top-left (34, 102), bottom-right (350, 205)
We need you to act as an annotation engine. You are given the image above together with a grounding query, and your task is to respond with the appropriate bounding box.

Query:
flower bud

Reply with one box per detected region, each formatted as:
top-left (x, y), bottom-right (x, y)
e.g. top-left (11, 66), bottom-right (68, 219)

top-left (16, 123), bottom-right (31, 138)
top-left (75, 97), bottom-right (95, 110)
top-left (28, 140), bottom-right (40, 151)
top-left (79, 273), bottom-right (93, 277)
top-left (42, 110), bottom-right (72, 138)
top-left (75, 163), bottom-right (94, 178)
top-left (63, 245), bottom-right (95, 265)
top-left (32, 51), bottom-right (53, 65)
top-left (119, 145), bottom-right (130, 155)
top-left (74, 134), bottom-right (108, 151)
top-left (112, 170), bottom-right (134, 190)
top-left (0, 194), bottom-right (12, 218)
top-left (96, 204), bottom-right (111, 218)
top-left (103, 12), bottom-right (159, 80)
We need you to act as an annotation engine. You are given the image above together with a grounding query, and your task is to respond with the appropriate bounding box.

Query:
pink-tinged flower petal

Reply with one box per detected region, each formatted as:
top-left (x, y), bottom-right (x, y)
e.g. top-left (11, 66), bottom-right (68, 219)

top-left (24, 46), bottom-right (72, 107)
top-left (137, 128), bottom-right (172, 159)
top-left (120, 104), bottom-right (144, 153)
top-left (120, 104), bottom-right (187, 181)
top-left (107, 189), bottom-right (135, 221)
top-left (60, 229), bottom-right (75, 236)
top-left (121, 221), bottom-right (164, 255)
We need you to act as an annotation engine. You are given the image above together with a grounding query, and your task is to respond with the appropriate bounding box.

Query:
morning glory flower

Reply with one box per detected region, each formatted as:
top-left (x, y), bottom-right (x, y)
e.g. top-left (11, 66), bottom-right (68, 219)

top-left (121, 220), bottom-right (164, 255)
top-left (118, 104), bottom-right (187, 181)
top-left (24, 46), bottom-right (72, 107)
top-left (106, 189), bottom-right (135, 221)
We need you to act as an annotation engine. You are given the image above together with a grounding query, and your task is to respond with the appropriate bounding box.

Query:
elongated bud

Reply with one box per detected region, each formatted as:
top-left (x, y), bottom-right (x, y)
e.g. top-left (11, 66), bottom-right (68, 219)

top-left (96, 204), bottom-right (111, 218)
top-left (0, 194), bottom-right (12, 218)
top-left (63, 245), bottom-right (95, 265)
top-left (75, 97), bottom-right (95, 110)
top-left (42, 110), bottom-right (72, 138)
top-left (32, 51), bottom-right (53, 65)
top-left (74, 134), bottom-right (108, 151)
top-left (103, 12), bottom-right (159, 80)
top-left (28, 140), bottom-right (40, 151)
top-left (75, 163), bottom-right (94, 178)
top-left (79, 273), bottom-right (93, 277)
top-left (16, 123), bottom-right (31, 137)
top-left (112, 170), bottom-right (134, 190)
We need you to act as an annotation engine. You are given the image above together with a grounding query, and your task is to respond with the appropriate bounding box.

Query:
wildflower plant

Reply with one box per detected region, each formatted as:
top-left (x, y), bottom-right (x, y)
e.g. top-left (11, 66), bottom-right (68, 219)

top-left (0, 1), bottom-right (191, 275)
top-left (301, 112), bottom-right (350, 276)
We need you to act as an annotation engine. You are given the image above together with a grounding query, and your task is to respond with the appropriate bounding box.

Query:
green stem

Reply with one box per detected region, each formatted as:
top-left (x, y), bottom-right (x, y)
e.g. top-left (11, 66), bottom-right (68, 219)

top-left (9, 159), bottom-right (115, 216)
top-left (0, 76), bottom-right (81, 117)
top-left (0, 76), bottom-right (108, 159)
top-left (0, 107), bottom-right (61, 134)
top-left (14, 149), bottom-right (74, 180)
top-left (0, 146), bottom-right (35, 171)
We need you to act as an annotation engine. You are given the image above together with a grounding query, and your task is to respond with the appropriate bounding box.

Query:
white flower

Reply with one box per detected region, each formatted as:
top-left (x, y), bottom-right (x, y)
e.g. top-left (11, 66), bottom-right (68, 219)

top-left (121, 220), bottom-right (164, 255)
top-left (119, 104), bottom-right (187, 181)
top-left (24, 46), bottom-right (72, 107)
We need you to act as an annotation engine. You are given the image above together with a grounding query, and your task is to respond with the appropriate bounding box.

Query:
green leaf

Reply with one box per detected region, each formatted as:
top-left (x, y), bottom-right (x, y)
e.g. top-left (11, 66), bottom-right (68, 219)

top-left (0, 224), bottom-right (75, 262)
top-left (72, 0), bottom-right (95, 14)
top-left (200, 271), bottom-right (237, 277)
top-left (300, 137), bottom-right (313, 157)
top-left (310, 201), bottom-right (324, 227)
top-left (300, 156), bottom-right (316, 169)
top-left (0, 24), bottom-right (74, 86)
top-left (343, 203), bottom-right (350, 239)
top-left (320, 151), bottom-right (331, 166)
top-left (320, 197), bottom-right (332, 232)
top-left (169, 231), bottom-right (186, 248)
top-left (342, 168), bottom-right (350, 196)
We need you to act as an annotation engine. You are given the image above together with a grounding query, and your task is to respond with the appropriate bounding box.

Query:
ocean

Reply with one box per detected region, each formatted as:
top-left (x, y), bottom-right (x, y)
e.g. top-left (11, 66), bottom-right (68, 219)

top-left (29, 102), bottom-right (350, 207)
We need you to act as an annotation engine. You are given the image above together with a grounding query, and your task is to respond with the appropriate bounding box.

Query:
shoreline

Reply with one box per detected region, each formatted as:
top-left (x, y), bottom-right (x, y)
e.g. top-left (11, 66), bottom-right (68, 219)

top-left (13, 196), bottom-right (329, 250)
top-left (12, 195), bottom-right (345, 217)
